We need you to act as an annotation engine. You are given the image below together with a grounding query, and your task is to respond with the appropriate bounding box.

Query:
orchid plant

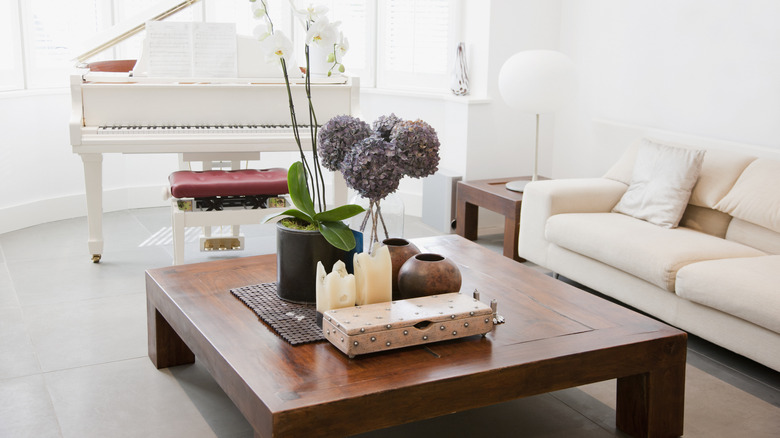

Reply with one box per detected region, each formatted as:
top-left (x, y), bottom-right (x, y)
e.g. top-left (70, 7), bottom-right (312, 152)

top-left (254, 0), bottom-right (363, 251)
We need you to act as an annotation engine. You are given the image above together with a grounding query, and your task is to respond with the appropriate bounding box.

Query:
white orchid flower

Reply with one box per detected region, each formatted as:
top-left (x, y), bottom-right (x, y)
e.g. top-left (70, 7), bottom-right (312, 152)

top-left (262, 31), bottom-right (294, 64)
top-left (306, 16), bottom-right (338, 48)
top-left (335, 32), bottom-right (349, 63)
top-left (289, 1), bottom-right (329, 23)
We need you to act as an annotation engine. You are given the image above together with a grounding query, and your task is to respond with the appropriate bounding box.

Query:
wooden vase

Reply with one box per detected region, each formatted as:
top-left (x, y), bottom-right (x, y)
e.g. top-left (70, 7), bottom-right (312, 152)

top-left (382, 238), bottom-right (421, 301)
top-left (397, 253), bottom-right (462, 300)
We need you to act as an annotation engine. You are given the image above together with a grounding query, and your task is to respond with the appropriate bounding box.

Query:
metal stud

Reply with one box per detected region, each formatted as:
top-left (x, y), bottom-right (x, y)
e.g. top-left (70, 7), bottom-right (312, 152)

top-left (371, 336), bottom-right (376, 342)
top-left (450, 315), bottom-right (456, 319)
top-left (360, 328), bottom-right (365, 333)
top-left (386, 341), bottom-right (391, 346)
top-left (403, 330), bottom-right (409, 335)
top-left (340, 337), bottom-right (344, 342)
top-left (440, 325), bottom-right (446, 330)
top-left (353, 341), bottom-right (359, 346)
top-left (386, 324), bottom-right (392, 329)
top-left (464, 322), bottom-right (470, 328)
top-left (469, 311), bottom-right (475, 316)
top-left (423, 335), bottom-right (429, 340)
top-left (485, 318), bottom-right (490, 323)
top-left (452, 331), bottom-right (457, 336)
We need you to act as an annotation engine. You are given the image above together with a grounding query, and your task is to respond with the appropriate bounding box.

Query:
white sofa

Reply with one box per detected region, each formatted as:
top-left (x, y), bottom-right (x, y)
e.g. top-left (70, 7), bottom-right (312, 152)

top-left (518, 138), bottom-right (780, 372)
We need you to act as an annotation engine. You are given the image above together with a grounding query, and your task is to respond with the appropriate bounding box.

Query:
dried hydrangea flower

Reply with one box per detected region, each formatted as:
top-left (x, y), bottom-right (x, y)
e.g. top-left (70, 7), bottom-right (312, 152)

top-left (317, 115), bottom-right (372, 171)
top-left (372, 113), bottom-right (402, 141)
top-left (391, 119), bottom-right (441, 178)
top-left (340, 135), bottom-right (405, 200)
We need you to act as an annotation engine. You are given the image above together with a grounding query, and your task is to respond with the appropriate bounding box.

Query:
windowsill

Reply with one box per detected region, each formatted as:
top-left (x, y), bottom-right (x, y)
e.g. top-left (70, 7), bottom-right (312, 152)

top-left (362, 87), bottom-right (491, 104)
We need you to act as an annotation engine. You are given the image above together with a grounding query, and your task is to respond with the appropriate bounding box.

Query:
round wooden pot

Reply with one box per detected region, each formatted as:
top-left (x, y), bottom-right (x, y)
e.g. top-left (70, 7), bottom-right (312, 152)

top-left (382, 238), bottom-right (421, 301)
top-left (397, 253), bottom-right (462, 300)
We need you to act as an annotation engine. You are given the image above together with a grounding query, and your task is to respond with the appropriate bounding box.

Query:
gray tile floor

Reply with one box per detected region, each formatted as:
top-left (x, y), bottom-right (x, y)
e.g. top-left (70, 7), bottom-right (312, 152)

top-left (1, 207), bottom-right (778, 437)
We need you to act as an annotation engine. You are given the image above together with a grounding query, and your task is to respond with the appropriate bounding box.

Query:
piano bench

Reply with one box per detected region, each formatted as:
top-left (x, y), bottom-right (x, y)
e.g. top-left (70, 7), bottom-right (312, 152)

top-left (169, 168), bottom-right (288, 198)
top-left (168, 168), bottom-right (289, 265)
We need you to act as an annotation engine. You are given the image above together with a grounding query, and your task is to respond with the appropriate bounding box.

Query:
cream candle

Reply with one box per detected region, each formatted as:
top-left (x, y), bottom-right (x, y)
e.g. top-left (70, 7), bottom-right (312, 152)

top-left (316, 260), bottom-right (356, 314)
top-left (354, 244), bottom-right (393, 305)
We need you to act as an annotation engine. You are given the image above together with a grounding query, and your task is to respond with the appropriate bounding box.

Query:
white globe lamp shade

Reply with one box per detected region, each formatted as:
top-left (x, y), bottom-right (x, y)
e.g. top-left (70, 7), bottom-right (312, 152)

top-left (498, 50), bottom-right (576, 113)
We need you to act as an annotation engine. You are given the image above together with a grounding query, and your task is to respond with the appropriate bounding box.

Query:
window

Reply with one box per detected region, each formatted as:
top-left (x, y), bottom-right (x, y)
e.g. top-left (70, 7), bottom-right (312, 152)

top-left (3, 0), bottom-right (458, 94)
top-left (22, 0), bottom-right (110, 89)
top-left (376, 0), bottom-right (458, 91)
top-left (0, 0), bottom-right (24, 91)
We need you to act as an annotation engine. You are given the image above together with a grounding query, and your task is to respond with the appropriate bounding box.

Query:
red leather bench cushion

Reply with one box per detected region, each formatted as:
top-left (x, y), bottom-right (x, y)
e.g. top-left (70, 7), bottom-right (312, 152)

top-left (169, 168), bottom-right (288, 198)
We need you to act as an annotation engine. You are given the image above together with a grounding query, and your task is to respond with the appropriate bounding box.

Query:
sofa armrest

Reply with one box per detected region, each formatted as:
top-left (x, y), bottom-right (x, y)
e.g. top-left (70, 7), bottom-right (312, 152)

top-left (518, 178), bottom-right (627, 266)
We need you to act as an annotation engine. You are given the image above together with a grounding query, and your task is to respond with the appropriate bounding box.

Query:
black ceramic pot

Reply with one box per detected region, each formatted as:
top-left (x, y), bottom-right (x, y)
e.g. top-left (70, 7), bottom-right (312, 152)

top-left (276, 222), bottom-right (348, 304)
top-left (397, 253), bottom-right (462, 300)
top-left (381, 238), bottom-right (421, 301)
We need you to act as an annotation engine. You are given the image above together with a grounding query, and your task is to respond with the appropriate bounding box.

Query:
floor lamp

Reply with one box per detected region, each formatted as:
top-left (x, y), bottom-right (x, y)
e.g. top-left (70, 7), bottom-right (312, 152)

top-left (498, 50), bottom-right (576, 192)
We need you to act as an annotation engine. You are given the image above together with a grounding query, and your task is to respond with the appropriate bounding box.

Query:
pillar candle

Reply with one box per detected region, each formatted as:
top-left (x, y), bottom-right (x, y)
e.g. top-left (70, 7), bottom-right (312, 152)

top-left (316, 260), bottom-right (356, 313)
top-left (354, 244), bottom-right (392, 305)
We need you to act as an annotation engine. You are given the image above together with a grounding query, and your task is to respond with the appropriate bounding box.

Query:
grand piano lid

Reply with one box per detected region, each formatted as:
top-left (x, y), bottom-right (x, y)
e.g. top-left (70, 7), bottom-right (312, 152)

top-left (73, 0), bottom-right (202, 64)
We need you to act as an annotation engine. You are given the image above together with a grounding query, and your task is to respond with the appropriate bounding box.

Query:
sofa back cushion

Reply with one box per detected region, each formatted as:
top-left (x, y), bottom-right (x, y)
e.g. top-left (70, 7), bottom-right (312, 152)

top-left (715, 158), bottom-right (780, 234)
top-left (604, 138), bottom-right (756, 210)
top-left (726, 218), bottom-right (780, 255)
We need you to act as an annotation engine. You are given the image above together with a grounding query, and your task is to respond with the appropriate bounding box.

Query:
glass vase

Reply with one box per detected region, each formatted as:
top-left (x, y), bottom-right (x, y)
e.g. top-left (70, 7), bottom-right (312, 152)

top-left (348, 192), bottom-right (405, 253)
top-left (450, 42), bottom-right (469, 96)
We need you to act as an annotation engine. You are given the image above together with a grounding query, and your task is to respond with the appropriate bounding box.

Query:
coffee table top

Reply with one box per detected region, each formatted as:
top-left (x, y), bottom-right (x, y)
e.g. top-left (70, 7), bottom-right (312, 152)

top-left (146, 234), bottom-right (685, 437)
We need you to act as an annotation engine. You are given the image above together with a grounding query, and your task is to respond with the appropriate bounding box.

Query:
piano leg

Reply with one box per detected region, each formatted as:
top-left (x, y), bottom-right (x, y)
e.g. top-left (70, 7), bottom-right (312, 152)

top-left (81, 153), bottom-right (104, 263)
top-left (172, 206), bottom-right (185, 265)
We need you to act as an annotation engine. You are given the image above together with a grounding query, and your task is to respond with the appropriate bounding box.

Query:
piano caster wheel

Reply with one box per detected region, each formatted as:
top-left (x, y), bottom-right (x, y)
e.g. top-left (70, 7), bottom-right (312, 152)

top-left (92, 254), bottom-right (101, 263)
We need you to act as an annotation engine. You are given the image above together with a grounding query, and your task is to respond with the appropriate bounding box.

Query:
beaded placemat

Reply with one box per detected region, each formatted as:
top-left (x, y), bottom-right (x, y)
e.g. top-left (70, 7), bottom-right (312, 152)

top-left (230, 282), bottom-right (324, 345)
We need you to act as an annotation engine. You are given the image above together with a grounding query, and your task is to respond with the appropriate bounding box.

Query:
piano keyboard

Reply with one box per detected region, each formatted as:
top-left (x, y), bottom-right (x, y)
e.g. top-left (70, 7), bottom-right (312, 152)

top-left (96, 124), bottom-right (318, 135)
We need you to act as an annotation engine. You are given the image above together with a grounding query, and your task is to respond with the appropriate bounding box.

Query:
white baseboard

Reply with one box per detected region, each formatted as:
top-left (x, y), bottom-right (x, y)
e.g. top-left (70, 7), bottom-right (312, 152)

top-left (0, 185), bottom-right (169, 235)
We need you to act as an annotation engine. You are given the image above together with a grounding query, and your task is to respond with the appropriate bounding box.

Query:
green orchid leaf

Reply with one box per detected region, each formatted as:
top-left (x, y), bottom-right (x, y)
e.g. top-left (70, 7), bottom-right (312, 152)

top-left (319, 220), bottom-right (357, 251)
top-left (314, 204), bottom-right (365, 222)
top-left (287, 162), bottom-right (316, 217)
top-left (261, 208), bottom-right (315, 225)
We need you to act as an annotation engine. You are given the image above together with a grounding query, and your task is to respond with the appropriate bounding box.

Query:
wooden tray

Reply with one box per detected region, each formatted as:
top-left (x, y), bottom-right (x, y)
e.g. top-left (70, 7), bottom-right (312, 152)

top-left (322, 292), bottom-right (494, 358)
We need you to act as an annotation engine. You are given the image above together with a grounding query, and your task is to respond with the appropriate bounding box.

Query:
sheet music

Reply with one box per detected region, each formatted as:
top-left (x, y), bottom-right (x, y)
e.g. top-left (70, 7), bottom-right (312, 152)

top-left (146, 21), bottom-right (237, 78)
top-left (193, 23), bottom-right (237, 77)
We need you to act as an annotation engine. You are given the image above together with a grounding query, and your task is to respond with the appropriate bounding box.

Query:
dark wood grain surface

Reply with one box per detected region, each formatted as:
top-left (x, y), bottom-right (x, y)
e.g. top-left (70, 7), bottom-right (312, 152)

top-left (146, 234), bottom-right (686, 438)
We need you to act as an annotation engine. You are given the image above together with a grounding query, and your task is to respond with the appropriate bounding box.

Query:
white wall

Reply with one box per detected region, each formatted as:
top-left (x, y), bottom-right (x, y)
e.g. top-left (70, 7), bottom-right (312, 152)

top-left (554, 0), bottom-right (780, 178)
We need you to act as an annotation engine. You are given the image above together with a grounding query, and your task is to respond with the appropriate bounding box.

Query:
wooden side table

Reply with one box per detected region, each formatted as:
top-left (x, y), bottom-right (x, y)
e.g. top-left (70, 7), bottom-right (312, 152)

top-left (456, 176), bottom-right (545, 262)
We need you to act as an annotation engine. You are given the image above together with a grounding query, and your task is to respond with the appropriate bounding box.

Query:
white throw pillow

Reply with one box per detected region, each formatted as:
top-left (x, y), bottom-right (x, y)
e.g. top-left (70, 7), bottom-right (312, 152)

top-left (613, 139), bottom-right (705, 228)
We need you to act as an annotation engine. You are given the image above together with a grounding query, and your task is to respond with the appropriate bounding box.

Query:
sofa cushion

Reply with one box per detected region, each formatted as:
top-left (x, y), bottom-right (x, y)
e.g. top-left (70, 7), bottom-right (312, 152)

top-left (726, 218), bottom-right (780, 255)
top-left (545, 212), bottom-right (766, 292)
top-left (613, 139), bottom-right (704, 228)
top-left (715, 158), bottom-right (780, 233)
top-left (676, 256), bottom-right (780, 334)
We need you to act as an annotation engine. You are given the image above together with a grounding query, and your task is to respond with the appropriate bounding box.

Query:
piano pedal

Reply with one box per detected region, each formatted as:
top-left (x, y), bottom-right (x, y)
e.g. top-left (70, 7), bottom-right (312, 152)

top-left (200, 236), bottom-right (245, 252)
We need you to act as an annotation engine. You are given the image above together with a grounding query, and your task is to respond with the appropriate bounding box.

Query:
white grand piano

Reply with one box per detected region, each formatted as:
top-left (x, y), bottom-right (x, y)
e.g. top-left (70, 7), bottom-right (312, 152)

top-left (70, 0), bottom-right (358, 262)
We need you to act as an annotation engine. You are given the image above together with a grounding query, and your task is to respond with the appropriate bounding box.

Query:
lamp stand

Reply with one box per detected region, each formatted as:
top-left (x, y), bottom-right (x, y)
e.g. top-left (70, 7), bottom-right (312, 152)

top-left (506, 113), bottom-right (540, 193)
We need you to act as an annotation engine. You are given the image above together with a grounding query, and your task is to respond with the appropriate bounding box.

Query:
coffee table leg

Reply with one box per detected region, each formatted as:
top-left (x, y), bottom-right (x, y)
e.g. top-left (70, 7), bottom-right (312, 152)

top-left (147, 297), bottom-right (195, 369)
top-left (615, 361), bottom-right (685, 438)
top-left (456, 200), bottom-right (478, 241)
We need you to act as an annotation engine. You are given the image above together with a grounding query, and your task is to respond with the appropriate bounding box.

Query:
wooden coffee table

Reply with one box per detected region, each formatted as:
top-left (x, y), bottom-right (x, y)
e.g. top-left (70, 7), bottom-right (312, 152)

top-left (146, 235), bottom-right (686, 438)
